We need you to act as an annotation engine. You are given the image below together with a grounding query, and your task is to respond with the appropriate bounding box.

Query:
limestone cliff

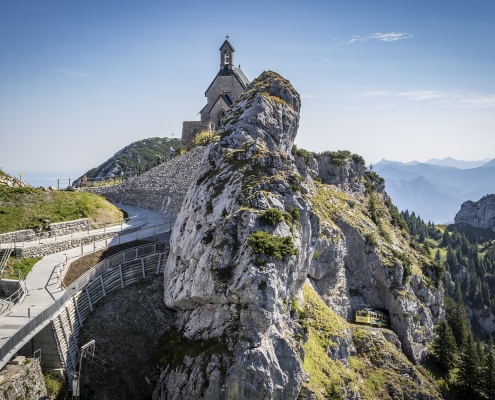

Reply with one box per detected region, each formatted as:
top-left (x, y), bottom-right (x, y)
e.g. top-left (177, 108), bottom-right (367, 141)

top-left (455, 194), bottom-right (495, 232)
top-left (154, 71), bottom-right (443, 399)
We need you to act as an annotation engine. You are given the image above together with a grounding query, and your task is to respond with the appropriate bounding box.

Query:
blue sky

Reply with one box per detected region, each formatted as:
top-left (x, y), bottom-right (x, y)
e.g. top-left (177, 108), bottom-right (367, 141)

top-left (1, 0), bottom-right (494, 178)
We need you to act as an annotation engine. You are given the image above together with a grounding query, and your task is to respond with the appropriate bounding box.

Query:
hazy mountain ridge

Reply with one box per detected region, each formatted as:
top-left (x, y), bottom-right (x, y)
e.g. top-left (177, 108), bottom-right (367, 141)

top-left (374, 159), bottom-right (495, 223)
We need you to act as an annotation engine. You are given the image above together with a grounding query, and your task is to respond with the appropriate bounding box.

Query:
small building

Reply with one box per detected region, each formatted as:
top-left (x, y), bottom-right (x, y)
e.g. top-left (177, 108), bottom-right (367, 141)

top-left (181, 37), bottom-right (249, 146)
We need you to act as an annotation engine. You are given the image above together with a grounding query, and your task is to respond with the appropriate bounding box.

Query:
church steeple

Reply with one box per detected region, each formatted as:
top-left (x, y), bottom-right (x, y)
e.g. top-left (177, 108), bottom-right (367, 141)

top-left (219, 35), bottom-right (235, 70)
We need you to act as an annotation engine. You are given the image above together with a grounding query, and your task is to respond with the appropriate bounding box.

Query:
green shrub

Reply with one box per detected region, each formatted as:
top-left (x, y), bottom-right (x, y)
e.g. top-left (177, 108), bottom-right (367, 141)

top-left (365, 233), bottom-right (378, 246)
top-left (44, 372), bottom-right (66, 399)
top-left (248, 230), bottom-right (297, 260)
top-left (287, 206), bottom-right (300, 221)
top-left (259, 208), bottom-right (285, 226)
top-left (292, 145), bottom-right (312, 166)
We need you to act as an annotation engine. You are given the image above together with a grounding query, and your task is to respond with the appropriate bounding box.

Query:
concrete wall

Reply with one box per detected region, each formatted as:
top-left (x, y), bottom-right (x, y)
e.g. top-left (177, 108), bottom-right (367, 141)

top-left (18, 324), bottom-right (62, 371)
top-left (0, 280), bottom-right (21, 298)
top-left (0, 360), bottom-right (48, 400)
top-left (80, 147), bottom-right (206, 216)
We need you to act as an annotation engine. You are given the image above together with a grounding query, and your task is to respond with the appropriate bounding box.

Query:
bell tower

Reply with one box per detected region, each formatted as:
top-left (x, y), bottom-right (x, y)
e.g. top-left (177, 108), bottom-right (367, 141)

top-left (220, 36), bottom-right (234, 71)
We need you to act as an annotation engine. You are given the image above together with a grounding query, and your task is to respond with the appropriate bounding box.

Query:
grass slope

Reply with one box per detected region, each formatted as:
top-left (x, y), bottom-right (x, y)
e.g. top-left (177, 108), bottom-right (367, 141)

top-left (82, 136), bottom-right (181, 179)
top-left (0, 186), bottom-right (123, 233)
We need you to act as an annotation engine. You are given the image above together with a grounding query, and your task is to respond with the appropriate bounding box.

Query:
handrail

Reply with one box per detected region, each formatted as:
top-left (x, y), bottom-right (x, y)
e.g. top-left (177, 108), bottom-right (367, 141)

top-left (55, 220), bottom-right (172, 287)
top-left (0, 270), bottom-right (26, 317)
top-left (10, 215), bottom-right (148, 248)
top-left (0, 242), bottom-right (169, 369)
top-left (0, 244), bottom-right (13, 277)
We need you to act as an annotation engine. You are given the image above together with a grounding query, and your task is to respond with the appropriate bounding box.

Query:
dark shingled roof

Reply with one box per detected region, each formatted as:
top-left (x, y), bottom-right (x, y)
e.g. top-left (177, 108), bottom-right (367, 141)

top-left (219, 40), bottom-right (235, 51)
top-left (207, 94), bottom-right (233, 114)
top-left (233, 67), bottom-right (249, 88)
top-left (204, 67), bottom-right (250, 97)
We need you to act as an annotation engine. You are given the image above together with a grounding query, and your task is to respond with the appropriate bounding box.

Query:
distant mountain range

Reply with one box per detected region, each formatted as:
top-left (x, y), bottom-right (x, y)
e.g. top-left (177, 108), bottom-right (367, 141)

top-left (375, 157), bottom-right (495, 223)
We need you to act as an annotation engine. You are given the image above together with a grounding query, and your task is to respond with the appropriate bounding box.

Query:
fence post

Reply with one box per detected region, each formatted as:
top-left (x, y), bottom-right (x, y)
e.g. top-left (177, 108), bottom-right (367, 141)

top-left (118, 235), bottom-right (121, 245)
top-left (141, 258), bottom-right (146, 278)
top-left (86, 288), bottom-right (93, 312)
top-left (156, 253), bottom-right (162, 275)
top-left (119, 264), bottom-right (124, 288)
top-left (100, 275), bottom-right (106, 297)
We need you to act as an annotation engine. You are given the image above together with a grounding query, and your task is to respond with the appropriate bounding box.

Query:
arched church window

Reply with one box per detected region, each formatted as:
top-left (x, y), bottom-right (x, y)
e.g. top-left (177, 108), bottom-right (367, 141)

top-left (224, 51), bottom-right (230, 65)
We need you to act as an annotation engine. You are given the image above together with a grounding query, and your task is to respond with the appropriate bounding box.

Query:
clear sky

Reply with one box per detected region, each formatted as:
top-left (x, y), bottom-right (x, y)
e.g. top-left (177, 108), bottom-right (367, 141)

top-left (1, 0), bottom-right (494, 177)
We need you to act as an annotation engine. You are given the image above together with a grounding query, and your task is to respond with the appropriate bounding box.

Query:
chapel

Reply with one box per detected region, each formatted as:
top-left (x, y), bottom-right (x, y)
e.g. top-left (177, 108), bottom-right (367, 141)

top-left (181, 38), bottom-right (249, 146)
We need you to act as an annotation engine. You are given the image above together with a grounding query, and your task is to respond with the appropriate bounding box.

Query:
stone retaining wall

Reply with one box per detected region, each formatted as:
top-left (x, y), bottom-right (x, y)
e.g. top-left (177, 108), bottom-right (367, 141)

top-left (0, 359), bottom-right (48, 399)
top-left (48, 218), bottom-right (91, 235)
top-left (15, 226), bottom-right (141, 258)
top-left (0, 230), bottom-right (34, 244)
top-left (80, 146), bottom-right (207, 215)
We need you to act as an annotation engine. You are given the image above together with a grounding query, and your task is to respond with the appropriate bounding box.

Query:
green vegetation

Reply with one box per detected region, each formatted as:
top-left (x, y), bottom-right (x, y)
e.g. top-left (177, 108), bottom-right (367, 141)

top-left (259, 207), bottom-right (299, 226)
top-left (292, 145), bottom-right (312, 166)
top-left (299, 285), bottom-right (436, 399)
top-left (248, 230), bottom-right (297, 260)
top-left (0, 169), bottom-right (9, 178)
top-left (0, 186), bottom-right (123, 233)
top-left (2, 256), bottom-right (41, 279)
top-left (43, 372), bottom-right (67, 399)
top-left (82, 136), bottom-right (181, 179)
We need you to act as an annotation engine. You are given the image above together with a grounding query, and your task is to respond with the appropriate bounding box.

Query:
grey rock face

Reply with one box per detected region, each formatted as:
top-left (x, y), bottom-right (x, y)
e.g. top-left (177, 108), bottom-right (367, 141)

top-left (455, 194), bottom-right (495, 231)
top-left (154, 71), bottom-right (444, 399)
top-left (156, 71), bottom-right (307, 400)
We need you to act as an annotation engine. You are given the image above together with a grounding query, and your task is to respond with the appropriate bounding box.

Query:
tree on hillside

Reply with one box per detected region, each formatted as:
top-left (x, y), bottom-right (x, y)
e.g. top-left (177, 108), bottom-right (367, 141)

top-left (457, 332), bottom-right (481, 398)
top-left (483, 346), bottom-right (495, 400)
top-left (431, 320), bottom-right (457, 376)
top-left (448, 280), bottom-right (470, 346)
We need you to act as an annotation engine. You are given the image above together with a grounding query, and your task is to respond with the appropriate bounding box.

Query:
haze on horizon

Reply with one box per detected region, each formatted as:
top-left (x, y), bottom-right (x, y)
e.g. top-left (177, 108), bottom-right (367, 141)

top-left (1, 0), bottom-right (494, 176)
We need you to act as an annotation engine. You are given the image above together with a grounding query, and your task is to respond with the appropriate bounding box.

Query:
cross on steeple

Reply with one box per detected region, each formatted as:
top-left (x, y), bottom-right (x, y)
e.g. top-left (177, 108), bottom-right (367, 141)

top-left (225, 34), bottom-right (229, 40)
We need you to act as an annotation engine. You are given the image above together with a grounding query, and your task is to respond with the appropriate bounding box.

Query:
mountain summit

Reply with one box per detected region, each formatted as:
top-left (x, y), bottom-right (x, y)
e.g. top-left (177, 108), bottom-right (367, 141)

top-left (153, 71), bottom-right (443, 399)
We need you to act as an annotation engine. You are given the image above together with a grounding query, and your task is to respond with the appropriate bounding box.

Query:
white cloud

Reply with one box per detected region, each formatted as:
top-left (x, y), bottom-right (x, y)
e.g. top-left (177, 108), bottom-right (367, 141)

top-left (398, 91), bottom-right (448, 101)
top-left (341, 32), bottom-right (413, 44)
top-left (453, 94), bottom-right (495, 108)
top-left (359, 91), bottom-right (392, 97)
top-left (57, 68), bottom-right (91, 77)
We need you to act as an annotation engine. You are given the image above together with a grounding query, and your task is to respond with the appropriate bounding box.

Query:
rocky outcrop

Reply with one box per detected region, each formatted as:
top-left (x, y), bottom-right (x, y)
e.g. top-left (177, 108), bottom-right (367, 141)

top-left (0, 176), bottom-right (30, 188)
top-left (81, 147), bottom-right (206, 215)
top-left (154, 71), bottom-right (443, 399)
top-left (455, 194), bottom-right (495, 231)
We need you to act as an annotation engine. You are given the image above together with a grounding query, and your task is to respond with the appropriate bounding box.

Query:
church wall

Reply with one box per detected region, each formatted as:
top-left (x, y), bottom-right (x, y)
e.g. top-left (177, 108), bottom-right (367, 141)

top-left (181, 121), bottom-right (211, 146)
top-left (205, 75), bottom-right (245, 111)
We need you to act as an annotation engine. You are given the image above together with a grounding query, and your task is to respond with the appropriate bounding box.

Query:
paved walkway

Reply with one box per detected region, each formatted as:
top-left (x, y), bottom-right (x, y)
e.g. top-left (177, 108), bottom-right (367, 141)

top-left (0, 204), bottom-right (175, 351)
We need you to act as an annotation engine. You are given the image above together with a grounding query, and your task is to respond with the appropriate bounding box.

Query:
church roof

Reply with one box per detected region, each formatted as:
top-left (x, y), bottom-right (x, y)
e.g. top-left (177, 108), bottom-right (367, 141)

top-left (219, 40), bottom-right (235, 51)
top-left (204, 67), bottom-right (249, 97)
top-left (207, 94), bottom-right (233, 114)
top-left (233, 67), bottom-right (249, 88)
top-left (199, 94), bottom-right (233, 115)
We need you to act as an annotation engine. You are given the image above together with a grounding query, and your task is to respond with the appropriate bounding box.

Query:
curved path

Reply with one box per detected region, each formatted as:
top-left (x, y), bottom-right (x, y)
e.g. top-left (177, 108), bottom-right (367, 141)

top-left (0, 204), bottom-right (175, 367)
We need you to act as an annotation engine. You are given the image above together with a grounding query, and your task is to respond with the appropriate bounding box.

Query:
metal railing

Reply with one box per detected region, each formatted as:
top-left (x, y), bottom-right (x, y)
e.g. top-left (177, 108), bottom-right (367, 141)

top-left (56, 221), bottom-right (172, 287)
top-left (7, 215), bottom-right (147, 248)
top-left (0, 245), bottom-right (13, 277)
top-left (0, 271), bottom-right (26, 317)
top-left (0, 242), bottom-right (169, 367)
